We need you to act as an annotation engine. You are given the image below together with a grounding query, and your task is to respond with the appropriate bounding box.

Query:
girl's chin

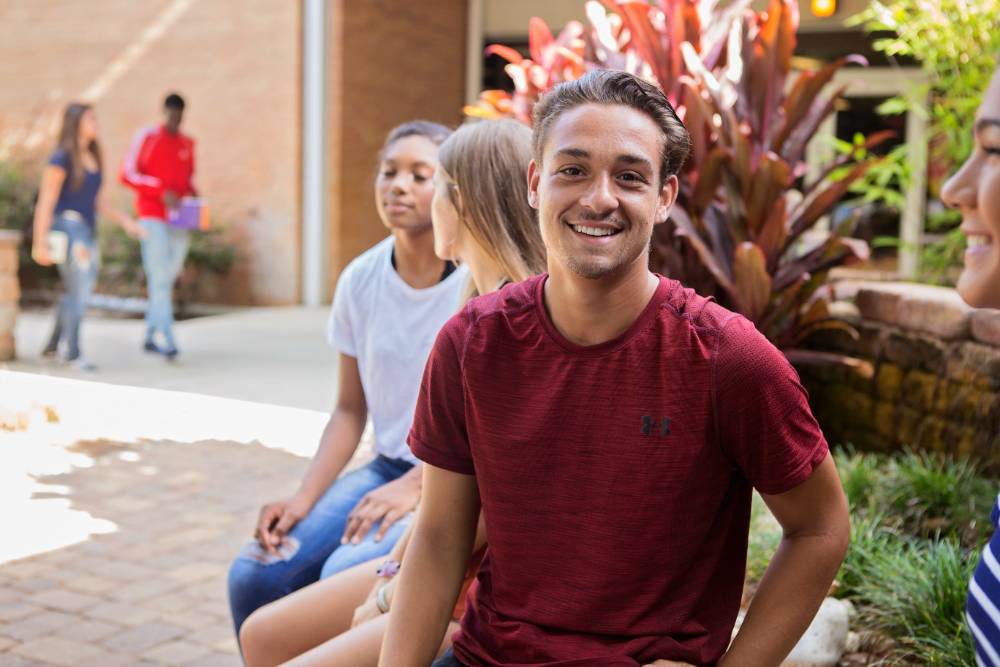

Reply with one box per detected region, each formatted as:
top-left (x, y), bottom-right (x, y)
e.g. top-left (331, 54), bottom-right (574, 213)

top-left (382, 218), bottom-right (433, 234)
top-left (957, 268), bottom-right (1000, 309)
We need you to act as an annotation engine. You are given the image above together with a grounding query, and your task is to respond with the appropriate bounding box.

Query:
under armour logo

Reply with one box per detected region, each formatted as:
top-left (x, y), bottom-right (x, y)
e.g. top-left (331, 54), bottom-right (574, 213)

top-left (641, 416), bottom-right (672, 436)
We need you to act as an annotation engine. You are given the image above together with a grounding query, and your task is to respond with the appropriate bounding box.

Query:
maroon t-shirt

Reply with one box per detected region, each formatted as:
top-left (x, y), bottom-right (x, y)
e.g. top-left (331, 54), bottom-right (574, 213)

top-left (409, 274), bottom-right (828, 666)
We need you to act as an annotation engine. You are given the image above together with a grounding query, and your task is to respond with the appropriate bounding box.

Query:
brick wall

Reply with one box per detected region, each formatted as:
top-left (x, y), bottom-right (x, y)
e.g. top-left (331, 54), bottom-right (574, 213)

top-left (325, 0), bottom-right (468, 295)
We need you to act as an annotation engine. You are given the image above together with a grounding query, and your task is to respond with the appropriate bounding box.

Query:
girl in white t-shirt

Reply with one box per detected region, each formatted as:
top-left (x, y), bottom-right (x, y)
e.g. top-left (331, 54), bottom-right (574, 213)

top-left (238, 120), bottom-right (545, 667)
top-left (228, 121), bottom-right (468, 637)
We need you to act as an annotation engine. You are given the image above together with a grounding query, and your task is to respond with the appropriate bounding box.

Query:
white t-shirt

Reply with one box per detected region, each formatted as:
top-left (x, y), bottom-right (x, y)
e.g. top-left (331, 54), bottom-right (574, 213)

top-left (327, 236), bottom-right (468, 463)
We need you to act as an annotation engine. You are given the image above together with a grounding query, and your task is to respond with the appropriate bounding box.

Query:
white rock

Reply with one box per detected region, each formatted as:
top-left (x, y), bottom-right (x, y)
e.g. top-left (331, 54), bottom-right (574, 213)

top-left (780, 597), bottom-right (851, 667)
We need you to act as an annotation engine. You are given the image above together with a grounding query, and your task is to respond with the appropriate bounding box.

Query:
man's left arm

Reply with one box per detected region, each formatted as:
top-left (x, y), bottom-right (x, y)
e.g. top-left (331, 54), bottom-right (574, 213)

top-left (719, 453), bottom-right (850, 666)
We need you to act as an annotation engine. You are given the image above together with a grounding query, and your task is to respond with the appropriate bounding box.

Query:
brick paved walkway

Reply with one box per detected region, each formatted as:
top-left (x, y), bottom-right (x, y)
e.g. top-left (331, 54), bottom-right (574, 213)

top-left (0, 437), bottom-right (308, 666)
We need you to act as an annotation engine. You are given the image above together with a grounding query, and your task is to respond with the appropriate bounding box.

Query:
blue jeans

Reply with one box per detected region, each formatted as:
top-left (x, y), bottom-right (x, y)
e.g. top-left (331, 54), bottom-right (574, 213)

top-left (44, 215), bottom-right (98, 360)
top-left (139, 218), bottom-right (190, 349)
top-left (432, 649), bottom-right (465, 667)
top-left (227, 455), bottom-right (415, 635)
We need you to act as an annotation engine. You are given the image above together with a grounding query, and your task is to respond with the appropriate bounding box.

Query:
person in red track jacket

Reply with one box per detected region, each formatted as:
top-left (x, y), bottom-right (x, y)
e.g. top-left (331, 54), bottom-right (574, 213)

top-left (120, 92), bottom-right (197, 360)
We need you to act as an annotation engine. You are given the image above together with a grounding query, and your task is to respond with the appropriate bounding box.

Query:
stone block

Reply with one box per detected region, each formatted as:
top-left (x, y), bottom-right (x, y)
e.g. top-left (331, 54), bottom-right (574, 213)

top-left (875, 364), bottom-right (904, 402)
top-left (901, 369), bottom-right (938, 411)
top-left (915, 416), bottom-right (948, 453)
top-left (873, 401), bottom-right (897, 440)
top-left (856, 284), bottom-right (907, 323)
top-left (828, 300), bottom-right (861, 323)
top-left (843, 428), bottom-right (891, 453)
top-left (972, 309), bottom-right (1000, 347)
top-left (953, 425), bottom-right (977, 459)
top-left (954, 342), bottom-right (1000, 388)
top-left (823, 384), bottom-right (873, 428)
top-left (935, 382), bottom-right (982, 423)
top-left (855, 322), bottom-right (888, 359)
top-left (898, 406), bottom-right (922, 446)
top-left (0, 274), bottom-right (19, 304)
top-left (976, 429), bottom-right (1000, 473)
top-left (883, 331), bottom-right (947, 373)
top-left (856, 282), bottom-right (972, 339)
top-left (802, 326), bottom-right (859, 357)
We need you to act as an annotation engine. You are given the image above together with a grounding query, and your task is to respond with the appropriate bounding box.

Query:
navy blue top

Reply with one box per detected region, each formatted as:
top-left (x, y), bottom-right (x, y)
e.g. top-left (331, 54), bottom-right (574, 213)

top-left (49, 148), bottom-right (101, 228)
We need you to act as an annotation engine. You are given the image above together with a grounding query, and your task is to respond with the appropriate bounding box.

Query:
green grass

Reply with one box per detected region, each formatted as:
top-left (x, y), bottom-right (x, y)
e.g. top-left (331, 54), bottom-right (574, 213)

top-left (745, 448), bottom-right (992, 665)
top-left (746, 492), bottom-right (782, 584)
top-left (829, 446), bottom-right (994, 666)
top-left (852, 537), bottom-right (978, 666)
top-left (834, 447), bottom-right (995, 547)
top-left (836, 513), bottom-right (903, 600)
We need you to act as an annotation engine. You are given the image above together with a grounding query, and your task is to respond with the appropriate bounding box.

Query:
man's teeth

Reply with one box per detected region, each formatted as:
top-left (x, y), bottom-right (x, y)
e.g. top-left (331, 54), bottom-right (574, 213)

top-left (572, 225), bottom-right (618, 237)
top-left (968, 234), bottom-right (994, 249)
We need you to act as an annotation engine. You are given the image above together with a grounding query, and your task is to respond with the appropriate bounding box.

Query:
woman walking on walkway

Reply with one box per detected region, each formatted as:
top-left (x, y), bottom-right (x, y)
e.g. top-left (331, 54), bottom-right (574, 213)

top-left (31, 103), bottom-right (143, 370)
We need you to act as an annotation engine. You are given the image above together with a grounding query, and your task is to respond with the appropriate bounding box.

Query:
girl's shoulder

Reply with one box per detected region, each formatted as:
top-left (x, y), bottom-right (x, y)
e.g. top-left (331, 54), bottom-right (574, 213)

top-left (47, 147), bottom-right (70, 169)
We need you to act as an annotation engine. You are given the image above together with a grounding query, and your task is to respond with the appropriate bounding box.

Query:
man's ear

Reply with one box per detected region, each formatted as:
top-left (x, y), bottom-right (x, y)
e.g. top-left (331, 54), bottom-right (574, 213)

top-left (655, 174), bottom-right (679, 225)
top-left (527, 159), bottom-right (541, 209)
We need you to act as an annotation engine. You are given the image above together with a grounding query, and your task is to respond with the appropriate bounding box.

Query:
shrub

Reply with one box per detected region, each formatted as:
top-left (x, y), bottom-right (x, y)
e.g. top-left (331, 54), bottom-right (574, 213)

top-left (835, 447), bottom-right (884, 512)
top-left (850, 0), bottom-right (1000, 284)
top-left (836, 512), bottom-right (902, 600)
top-left (852, 537), bottom-right (977, 666)
top-left (468, 0), bottom-right (888, 351)
top-left (883, 449), bottom-right (995, 548)
top-left (99, 223), bottom-right (236, 302)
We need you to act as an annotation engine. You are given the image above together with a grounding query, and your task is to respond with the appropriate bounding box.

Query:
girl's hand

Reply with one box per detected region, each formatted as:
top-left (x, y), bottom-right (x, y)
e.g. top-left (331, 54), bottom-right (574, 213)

top-left (341, 475), bottom-right (420, 544)
top-left (351, 581), bottom-right (391, 627)
top-left (32, 243), bottom-right (53, 267)
top-left (123, 218), bottom-right (148, 240)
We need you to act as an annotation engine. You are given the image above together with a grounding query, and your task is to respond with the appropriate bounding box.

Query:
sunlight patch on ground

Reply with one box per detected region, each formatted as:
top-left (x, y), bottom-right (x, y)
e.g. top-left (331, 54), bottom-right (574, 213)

top-left (0, 370), bottom-right (330, 565)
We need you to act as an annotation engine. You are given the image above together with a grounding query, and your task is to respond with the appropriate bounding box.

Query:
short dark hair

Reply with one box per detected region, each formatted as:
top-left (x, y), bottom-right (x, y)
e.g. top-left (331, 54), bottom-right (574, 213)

top-left (164, 93), bottom-right (186, 110)
top-left (532, 70), bottom-right (691, 183)
top-left (379, 120), bottom-right (452, 160)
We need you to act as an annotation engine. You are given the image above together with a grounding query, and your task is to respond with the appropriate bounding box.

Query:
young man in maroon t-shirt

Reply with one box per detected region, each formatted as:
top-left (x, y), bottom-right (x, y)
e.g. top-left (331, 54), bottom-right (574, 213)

top-left (380, 70), bottom-right (850, 667)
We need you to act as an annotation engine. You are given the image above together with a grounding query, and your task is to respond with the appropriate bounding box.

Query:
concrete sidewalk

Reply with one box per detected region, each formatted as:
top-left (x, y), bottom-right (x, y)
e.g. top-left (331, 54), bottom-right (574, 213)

top-left (5, 306), bottom-right (337, 412)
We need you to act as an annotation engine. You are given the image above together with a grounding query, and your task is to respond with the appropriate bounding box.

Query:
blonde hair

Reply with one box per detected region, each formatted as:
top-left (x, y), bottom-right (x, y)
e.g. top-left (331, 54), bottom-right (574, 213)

top-left (437, 119), bottom-right (546, 293)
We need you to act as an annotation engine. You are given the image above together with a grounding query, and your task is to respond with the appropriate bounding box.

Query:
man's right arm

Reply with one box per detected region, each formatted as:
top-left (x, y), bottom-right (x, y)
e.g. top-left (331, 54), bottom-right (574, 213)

top-left (379, 464), bottom-right (480, 667)
top-left (119, 127), bottom-right (163, 198)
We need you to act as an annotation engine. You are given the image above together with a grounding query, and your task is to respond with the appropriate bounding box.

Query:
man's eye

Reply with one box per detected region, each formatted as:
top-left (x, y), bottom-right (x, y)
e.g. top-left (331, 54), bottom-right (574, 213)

top-left (559, 167), bottom-right (583, 176)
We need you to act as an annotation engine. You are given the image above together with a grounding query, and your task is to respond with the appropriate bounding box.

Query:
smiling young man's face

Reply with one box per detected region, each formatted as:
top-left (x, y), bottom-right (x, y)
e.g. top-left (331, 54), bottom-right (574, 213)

top-left (527, 103), bottom-right (678, 281)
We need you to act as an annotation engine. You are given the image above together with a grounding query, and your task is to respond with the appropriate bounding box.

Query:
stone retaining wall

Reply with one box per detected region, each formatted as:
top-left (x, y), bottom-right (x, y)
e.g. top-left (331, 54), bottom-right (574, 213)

top-left (0, 231), bottom-right (20, 361)
top-left (798, 282), bottom-right (1000, 469)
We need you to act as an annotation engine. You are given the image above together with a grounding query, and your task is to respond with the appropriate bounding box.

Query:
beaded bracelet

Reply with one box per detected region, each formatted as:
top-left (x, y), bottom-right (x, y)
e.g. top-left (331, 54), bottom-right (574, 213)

top-left (376, 558), bottom-right (401, 579)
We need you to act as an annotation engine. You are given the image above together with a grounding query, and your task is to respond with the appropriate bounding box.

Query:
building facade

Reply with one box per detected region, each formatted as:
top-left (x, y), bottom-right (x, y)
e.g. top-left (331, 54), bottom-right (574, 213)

top-left (0, 0), bottom-right (918, 305)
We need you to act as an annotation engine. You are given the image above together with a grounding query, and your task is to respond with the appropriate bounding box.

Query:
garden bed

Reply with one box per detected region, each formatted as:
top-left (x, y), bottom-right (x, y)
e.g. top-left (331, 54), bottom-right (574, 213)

top-left (747, 447), bottom-right (994, 665)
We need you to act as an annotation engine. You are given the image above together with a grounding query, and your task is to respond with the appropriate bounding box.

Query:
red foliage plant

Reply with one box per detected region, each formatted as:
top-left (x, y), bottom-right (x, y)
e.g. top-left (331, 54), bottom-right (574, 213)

top-left (467, 0), bottom-right (891, 350)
